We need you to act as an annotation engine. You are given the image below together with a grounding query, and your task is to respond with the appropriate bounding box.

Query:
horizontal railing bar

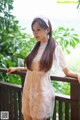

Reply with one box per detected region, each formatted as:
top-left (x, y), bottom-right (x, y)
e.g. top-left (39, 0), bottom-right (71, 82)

top-left (0, 68), bottom-right (26, 76)
top-left (56, 93), bottom-right (70, 99)
top-left (0, 81), bottom-right (22, 90)
top-left (0, 68), bottom-right (78, 83)
top-left (51, 76), bottom-right (78, 83)
top-left (55, 93), bottom-right (71, 102)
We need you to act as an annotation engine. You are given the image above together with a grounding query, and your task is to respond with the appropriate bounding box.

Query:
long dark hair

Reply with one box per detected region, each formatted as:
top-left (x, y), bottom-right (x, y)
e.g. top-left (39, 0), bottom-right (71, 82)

top-left (24, 17), bottom-right (56, 72)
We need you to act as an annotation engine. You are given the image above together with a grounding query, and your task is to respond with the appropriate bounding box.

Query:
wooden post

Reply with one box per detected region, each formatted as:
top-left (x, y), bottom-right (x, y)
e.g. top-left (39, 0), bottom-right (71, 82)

top-left (20, 75), bottom-right (26, 88)
top-left (71, 82), bottom-right (80, 120)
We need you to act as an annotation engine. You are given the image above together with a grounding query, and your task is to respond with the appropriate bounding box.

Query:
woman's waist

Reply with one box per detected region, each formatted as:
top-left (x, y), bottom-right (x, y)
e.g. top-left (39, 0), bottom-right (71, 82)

top-left (27, 70), bottom-right (50, 81)
top-left (27, 69), bottom-right (50, 75)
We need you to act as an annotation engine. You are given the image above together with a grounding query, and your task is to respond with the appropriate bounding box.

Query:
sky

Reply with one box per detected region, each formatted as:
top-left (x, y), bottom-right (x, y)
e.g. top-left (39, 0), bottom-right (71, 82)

top-left (12, 0), bottom-right (80, 34)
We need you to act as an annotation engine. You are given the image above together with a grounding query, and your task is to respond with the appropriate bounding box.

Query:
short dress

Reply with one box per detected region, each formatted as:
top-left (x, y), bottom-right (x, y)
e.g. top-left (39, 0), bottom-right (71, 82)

top-left (22, 42), bottom-right (68, 119)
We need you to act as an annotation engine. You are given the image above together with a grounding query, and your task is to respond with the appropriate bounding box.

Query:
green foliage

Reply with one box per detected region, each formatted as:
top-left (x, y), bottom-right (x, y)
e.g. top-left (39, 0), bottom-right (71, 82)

top-left (77, 0), bottom-right (80, 8)
top-left (52, 81), bottom-right (70, 95)
top-left (0, 0), bottom-right (36, 83)
top-left (0, 0), bottom-right (30, 83)
top-left (52, 27), bottom-right (80, 54)
top-left (0, 0), bottom-right (35, 68)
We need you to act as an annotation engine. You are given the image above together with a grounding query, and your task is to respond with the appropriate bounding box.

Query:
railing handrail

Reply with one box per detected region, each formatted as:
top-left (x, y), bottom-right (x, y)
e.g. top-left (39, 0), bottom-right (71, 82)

top-left (0, 68), bottom-right (78, 83)
top-left (0, 81), bottom-right (22, 90)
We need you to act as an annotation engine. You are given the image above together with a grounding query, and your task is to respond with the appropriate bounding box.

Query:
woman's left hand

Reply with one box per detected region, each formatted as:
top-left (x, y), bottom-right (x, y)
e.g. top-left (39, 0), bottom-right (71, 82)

top-left (78, 74), bottom-right (80, 84)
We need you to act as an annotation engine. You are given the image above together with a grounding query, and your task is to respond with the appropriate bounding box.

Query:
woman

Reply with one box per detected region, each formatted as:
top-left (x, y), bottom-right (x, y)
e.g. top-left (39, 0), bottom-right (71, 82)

top-left (7, 16), bottom-right (80, 120)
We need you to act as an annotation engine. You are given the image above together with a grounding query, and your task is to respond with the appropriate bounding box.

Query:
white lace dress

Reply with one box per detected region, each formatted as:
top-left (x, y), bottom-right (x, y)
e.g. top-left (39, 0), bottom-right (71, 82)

top-left (22, 42), bottom-right (68, 119)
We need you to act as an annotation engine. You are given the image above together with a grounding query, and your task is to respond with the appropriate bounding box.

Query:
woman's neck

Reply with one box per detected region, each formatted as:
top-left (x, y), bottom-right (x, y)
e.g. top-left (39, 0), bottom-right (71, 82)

top-left (40, 36), bottom-right (48, 44)
top-left (41, 40), bottom-right (48, 44)
top-left (40, 41), bottom-right (48, 46)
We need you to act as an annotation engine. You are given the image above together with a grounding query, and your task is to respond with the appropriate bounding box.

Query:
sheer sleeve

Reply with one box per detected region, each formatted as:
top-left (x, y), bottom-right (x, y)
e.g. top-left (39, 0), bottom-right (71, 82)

top-left (53, 45), bottom-right (68, 69)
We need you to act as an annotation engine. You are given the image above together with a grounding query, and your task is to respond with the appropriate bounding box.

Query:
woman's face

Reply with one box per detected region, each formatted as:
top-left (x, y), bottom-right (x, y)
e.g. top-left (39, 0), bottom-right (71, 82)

top-left (32, 22), bottom-right (48, 43)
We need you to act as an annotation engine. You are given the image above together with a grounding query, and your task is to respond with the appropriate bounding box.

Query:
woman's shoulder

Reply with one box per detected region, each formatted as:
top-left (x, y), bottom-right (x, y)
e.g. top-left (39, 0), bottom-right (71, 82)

top-left (55, 43), bottom-right (62, 54)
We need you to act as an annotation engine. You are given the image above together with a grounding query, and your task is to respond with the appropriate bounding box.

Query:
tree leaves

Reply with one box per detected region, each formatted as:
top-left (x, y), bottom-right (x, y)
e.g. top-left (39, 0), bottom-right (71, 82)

top-left (52, 27), bottom-right (80, 54)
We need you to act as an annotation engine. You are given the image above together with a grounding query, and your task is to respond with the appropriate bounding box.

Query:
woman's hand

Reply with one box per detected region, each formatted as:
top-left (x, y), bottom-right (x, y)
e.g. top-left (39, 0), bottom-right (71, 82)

top-left (7, 67), bottom-right (27, 74)
top-left (7, 67), bottom-right (18, 74)
top-left (78, 74), bottom-right (80, 84)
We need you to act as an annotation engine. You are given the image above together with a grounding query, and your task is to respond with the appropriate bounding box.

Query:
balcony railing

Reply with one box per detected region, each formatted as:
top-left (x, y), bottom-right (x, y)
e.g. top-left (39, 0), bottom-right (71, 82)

top-left (0, 68), bottom-right (80, 120)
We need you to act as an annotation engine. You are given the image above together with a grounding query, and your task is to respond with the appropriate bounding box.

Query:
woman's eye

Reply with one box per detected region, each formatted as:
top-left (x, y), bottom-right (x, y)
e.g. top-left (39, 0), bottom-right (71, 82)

top-left (37, 29), bottom-right (40, 31)
top-left (32, 28), bottom-right (41, 32)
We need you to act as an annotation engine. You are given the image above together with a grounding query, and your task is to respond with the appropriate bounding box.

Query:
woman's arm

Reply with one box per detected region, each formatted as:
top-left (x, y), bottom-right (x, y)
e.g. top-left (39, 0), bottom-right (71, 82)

top-left (54, 45), bottom-right (80, 84)
top-left (15, 67), bottom-right (27, 71)
top-left (7, 67), bottom-right (27, 74)
top-left (63, 68), bottom-right (80, 83)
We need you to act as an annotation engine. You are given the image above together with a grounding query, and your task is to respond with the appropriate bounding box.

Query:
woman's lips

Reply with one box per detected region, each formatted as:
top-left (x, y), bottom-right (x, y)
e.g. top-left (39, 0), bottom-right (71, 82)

top-left (35, 36), bottom-right (39, 39)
